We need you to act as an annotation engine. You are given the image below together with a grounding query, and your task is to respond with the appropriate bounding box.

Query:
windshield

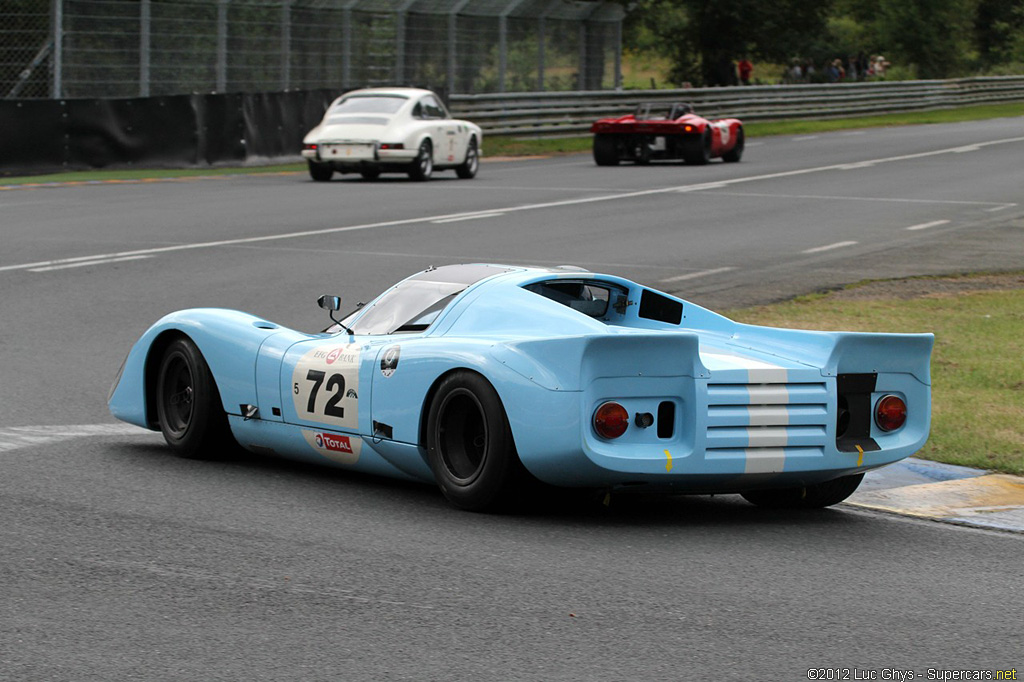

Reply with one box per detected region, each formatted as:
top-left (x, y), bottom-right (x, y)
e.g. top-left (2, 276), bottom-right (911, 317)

top-left (329, 95), bottom-right (407, 115)
top-left (346, 280), bottom-right (465, 335)
top-left (329, 264), bottom-right (515, 336)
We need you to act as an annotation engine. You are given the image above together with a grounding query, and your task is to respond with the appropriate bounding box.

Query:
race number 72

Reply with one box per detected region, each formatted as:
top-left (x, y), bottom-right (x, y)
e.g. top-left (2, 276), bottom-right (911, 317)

top-left (296, 369), bottom-right (345, 417)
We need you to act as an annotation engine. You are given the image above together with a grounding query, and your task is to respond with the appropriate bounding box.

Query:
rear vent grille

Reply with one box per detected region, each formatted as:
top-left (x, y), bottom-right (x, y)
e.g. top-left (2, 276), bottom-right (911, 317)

top-left (706, 382), bottom-right (829, 457)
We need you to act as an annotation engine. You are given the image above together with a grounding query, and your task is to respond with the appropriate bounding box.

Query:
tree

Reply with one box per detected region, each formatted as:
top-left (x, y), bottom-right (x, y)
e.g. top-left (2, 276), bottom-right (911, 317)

top-left (623, 0), bottom-right (834, 86)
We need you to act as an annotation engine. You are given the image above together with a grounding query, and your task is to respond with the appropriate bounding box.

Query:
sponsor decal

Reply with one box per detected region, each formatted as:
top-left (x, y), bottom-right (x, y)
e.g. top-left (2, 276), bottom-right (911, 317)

top-left (302, 428), bottom-right (361, 465)
top-left (315, 431), bottom-right (354, 454)
top-left (380, 345), bottom-right (401, 378)
top-left (293, 343), bottom-right (360, 430)
top-left (716, 121), bottom-right (731, 147)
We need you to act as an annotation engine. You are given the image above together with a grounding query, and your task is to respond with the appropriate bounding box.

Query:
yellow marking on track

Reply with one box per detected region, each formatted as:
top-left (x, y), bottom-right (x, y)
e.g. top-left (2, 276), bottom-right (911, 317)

top-left (665, 449), bottom-right (673, 472)
top-left (856, 444), bottom-right (864, 467)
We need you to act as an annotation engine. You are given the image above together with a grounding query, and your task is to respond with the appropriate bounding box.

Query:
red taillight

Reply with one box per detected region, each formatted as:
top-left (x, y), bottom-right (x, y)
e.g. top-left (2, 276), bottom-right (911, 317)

top-left (874, 395), bottom-right (907, 432)
top-left (304, 143), bottom-right (317, 150)
top-left (594, 401), bottom-right (629, 439)
top-left (379, 143), bottom-right (404, 150)
top-left (684, 125), bottom-right (693, 132)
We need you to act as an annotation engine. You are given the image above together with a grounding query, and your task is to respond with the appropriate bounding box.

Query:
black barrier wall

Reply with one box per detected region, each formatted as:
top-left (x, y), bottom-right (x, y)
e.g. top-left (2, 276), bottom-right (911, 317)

top-left (0, 90), bottom-right (338, 176)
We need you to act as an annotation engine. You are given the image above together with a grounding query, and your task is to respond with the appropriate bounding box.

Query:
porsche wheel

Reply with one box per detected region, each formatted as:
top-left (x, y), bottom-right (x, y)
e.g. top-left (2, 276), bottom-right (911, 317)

top-left (155, 337), bottom-right (233, 459)
top-left (740, 473), bottom-right (865, 509)
top-left (360, 167), bottom-right (381, 180)
top-left (455, 137), bottom-right (479, 179)
top-left (426, 371), bottom-right (525, 511)
top-left (683, 129), bottom-right (711, 165)
top-left (408, 139), bottom-right (433, 181)
top-left (722, 126), bottom-right (744, 163)
top-left (308, 160), bottom-right (333, 182)
top-left (593, 134), bottom-right (620, 166)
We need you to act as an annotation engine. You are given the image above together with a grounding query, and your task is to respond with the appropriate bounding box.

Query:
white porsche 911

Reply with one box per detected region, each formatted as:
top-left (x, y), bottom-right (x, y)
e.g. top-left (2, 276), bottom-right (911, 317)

top-left (301, 87), bottom-right (482, 182)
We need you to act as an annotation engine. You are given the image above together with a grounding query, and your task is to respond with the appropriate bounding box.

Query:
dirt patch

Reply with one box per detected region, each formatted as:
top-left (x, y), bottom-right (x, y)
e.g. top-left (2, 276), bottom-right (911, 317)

top-left (826, 272), bottom-right (1024, 301)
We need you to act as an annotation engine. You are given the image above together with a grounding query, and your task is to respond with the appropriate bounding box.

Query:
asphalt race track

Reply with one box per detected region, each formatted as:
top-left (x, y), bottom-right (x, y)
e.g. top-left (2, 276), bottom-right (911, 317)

top-left (2, 117), bottom-right (1023, 680)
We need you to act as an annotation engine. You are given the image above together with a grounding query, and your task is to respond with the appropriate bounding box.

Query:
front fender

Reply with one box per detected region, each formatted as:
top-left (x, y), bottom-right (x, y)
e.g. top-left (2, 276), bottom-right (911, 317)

top-left (108, 309), bottom-right (296, 429)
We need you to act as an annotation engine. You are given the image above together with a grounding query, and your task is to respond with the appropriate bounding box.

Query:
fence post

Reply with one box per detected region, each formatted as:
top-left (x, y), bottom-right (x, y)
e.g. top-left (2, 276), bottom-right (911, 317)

top-left (537, 15), bottom-right (545, 92)
top-left (216, 0), bottom-right (228, 92)
top-left (447, 0), bottom-right (470, 95)
top-left (280, 0), bottom-right (291, 91)
top-left (140, 0), bottom-right (151, 96)
top-left (51, 0), bottom-right (63, 98)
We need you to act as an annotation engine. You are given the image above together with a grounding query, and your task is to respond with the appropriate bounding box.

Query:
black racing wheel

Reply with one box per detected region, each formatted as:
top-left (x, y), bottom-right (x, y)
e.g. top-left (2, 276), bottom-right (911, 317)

top-left (155, 337), bottom-right (235, 459)
top-left (425, 371), bottom-right (527, 511)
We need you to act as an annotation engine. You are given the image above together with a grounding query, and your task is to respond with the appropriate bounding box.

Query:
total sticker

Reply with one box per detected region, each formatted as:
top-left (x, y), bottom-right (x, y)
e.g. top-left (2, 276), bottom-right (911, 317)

top-left (302, 429), bottom-right (361, 465)
top-left (292, 343), bottom-right (360, 430)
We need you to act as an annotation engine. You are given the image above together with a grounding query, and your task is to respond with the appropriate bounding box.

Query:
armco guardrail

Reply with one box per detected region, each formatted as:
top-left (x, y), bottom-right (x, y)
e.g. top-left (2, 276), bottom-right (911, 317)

top-left (449, 76), bottom-right (1024, 137)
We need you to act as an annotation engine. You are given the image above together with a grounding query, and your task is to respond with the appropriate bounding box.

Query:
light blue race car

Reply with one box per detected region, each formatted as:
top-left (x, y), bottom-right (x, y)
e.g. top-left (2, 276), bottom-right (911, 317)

top-left (109, 264), bottom-right (933, 511)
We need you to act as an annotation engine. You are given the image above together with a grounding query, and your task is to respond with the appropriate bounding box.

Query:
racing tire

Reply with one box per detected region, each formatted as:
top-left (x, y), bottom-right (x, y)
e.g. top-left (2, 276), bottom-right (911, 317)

top-left (360, 167), bottom-right (381, 180)
top-left (722, 126), bottom-right (744, 163)
top-left (592, 134), bottom-right (620, 166)
top-left (455, 137), bottom-right (479, 179)
top-left (155, 337), bottom-right (235, 460)
top-left (408, 139), bottom-right (433, 181)
top-left (740, 473), bottom-right (866, 509)
top-left (426, 371), bottom-right (527, 512)
top-left (683, 129), bottom-right (712, 165)
top-left (633, 137), bottom-right (652, 165)
top-left (308, 160), bottom-right (333, 182)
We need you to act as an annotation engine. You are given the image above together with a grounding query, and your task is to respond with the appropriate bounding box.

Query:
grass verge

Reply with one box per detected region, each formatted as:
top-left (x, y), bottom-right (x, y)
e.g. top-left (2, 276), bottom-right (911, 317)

top-left (726, 273), bottom-right (1024, 476)
top-left (3, 101), bottom-right (1019, 185)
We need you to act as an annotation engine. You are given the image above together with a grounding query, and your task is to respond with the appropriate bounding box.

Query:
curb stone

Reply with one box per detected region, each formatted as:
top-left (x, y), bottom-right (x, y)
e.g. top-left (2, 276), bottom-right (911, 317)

top-left (847, 457), bottom-right (1024, 533)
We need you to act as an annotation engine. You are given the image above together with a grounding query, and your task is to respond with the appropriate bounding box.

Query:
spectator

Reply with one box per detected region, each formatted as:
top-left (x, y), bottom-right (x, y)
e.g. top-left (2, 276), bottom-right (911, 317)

top-left (827, 59), bottom-right (844, 82)
top-left (846, 55), bottom-right (858, 81)
top-left (738, 57), bottom-right (753, 85)
top-left (788, 59), bottom-right (803, 83)
top-left (873, 55), bottom-right (890, 77)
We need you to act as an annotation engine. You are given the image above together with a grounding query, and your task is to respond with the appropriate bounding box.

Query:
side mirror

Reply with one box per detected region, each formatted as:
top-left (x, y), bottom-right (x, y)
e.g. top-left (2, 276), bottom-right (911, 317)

top-left (317, 294), bottom-right (342, 311)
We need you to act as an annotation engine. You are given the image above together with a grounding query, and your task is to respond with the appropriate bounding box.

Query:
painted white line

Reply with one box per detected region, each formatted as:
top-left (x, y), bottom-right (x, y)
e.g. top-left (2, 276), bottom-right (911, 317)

top-left (660, 267), bottom-right (735, 283)
top-left (698, 191), bottom-right (1012, 209)
top-left (0, 423), bottom-right (155, 454)
top-left (839, 161), bottom-right (877, 170)
top-left (793, 135), bottom-right (819, 141)
top-left (840, 131), bottom-right (867, 136)
top-left (905, 219), bottom-right (951, 231)
top-left (802, 241), bottom-right (858, 254)
top-left (28, 254), bottom-right (152, 272)
top-left (4, 135), bottom-right (1022, 275)
top-left (952, 145), bottom-right (981, 153)
top-left (677, 182), bottom-right (728, 192)
top-left (430, 212), bottom-right (505, 224)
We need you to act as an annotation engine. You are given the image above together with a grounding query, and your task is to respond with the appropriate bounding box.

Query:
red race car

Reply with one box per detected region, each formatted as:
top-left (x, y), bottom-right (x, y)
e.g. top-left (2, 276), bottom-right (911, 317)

top-left (591, 103), bottom-right (744, 166)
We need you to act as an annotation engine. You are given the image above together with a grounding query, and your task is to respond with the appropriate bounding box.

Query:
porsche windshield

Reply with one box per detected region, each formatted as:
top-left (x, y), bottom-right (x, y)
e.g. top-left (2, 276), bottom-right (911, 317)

top-left (338, 264), bottom-right (515, 335)
top-left (329, 95), bottom-right (407, 115)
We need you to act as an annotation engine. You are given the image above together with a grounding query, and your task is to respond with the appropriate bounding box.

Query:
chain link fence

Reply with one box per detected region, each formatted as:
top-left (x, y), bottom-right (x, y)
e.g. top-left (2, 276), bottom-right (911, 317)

top-left (1, 0), bottom-right (624, 100)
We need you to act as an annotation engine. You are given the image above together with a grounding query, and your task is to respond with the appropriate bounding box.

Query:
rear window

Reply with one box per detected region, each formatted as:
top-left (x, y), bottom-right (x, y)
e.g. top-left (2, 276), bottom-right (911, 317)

top-left (524, 280), bottom-right (627, 320)
top-left (329, 95), bottom-right (406, 115)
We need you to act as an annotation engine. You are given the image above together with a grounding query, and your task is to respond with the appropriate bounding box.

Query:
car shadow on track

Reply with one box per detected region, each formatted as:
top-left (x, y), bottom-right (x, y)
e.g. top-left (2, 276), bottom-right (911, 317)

top-left (106, 440), bottom-right (871, 532)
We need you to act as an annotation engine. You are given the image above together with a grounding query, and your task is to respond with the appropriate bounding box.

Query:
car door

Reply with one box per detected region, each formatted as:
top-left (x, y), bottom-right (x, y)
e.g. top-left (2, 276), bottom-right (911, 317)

top-left (421, 94), bottom-right (464, 165)
top-left (278, 335), bottom-right (372, 464)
